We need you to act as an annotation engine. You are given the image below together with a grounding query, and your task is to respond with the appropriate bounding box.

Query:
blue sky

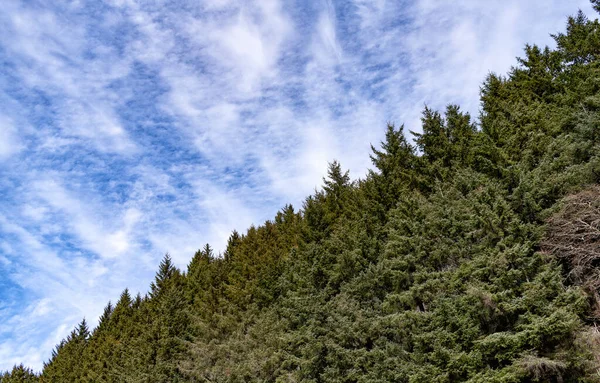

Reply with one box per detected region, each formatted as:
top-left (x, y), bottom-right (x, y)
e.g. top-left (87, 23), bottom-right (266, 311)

top-left (0, 0), bottom-right (595, 371)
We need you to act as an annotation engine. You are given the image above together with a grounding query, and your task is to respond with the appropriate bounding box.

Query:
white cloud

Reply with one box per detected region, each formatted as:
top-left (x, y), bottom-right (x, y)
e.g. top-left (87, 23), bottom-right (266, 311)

top-left (312, 8), bottom-right (342, 67)
top-left (0, 117), bottom-right (23, 159)
top-left (1, 1), bottom-right (136, 155)
top-left (31, 178), bottom-right (136, 259)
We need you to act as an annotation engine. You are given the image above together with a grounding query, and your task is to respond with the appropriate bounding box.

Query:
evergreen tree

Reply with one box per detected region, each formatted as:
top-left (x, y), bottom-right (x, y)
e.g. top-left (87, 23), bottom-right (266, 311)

top-left (369, 123), bottom-right (418, 210)
top-left (0, 364), bottom-right (38, 382)
top-left (412, 106), bottom-right (449, 163)
top-left (150, 254), bottom-right (176, 299)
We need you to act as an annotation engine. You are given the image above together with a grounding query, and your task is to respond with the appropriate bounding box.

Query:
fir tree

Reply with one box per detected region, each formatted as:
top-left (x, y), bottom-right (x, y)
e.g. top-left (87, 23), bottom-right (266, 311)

top-left (150, 253), bottom-right (177, 299)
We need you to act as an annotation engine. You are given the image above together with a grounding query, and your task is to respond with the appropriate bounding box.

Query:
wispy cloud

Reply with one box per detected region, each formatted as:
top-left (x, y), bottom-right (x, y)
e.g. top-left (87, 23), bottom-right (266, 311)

top-left (0, 0), bottom-right (595, 371)
top-left (0, 117), bottom-right (23, 159)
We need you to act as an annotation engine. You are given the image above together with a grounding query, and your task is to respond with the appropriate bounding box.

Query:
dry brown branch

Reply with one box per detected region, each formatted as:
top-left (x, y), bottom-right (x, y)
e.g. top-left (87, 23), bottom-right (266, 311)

top-left (518, 355), bottom-right (566, 382)
top-left (542, 186), bottom-right (600, 318)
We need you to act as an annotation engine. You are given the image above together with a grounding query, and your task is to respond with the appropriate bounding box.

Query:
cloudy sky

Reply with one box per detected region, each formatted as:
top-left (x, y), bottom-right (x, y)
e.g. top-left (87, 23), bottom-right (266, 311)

top-left (0, 0), bottom-right (595, 371)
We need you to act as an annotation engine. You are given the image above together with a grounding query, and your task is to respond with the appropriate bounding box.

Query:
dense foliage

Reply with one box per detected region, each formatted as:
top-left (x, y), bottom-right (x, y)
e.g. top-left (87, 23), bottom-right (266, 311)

top-left (5, 4), bottom-right (600, 382)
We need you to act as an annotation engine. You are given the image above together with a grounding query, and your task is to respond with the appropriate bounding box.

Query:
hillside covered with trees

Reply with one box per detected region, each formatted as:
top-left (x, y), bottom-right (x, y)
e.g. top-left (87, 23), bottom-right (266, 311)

top-left (4, 3), bottom-right (600, 382)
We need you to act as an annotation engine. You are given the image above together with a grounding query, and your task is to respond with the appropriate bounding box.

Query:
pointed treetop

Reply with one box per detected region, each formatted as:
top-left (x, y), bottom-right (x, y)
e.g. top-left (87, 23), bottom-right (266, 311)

top-left (370, 123), bottom-right (414, 176)
top-left (6, 364), bottom-right (38, 380)
top-left (323, 160), bottom-right (351, 194)
top-left (411, 106), bottom-right (448, 161)
top-left (445, 105), bottom-right (474, 141)
top-left (117, 288), bottom-right (132, 308)
top-left (133, 292), bottom-right (143, 308)
top-left (98, 301), bottom-right (113, 326)
top-left (202, 244), bottom-right (213, 260)
top-left (76, 318), bottom-right (89, 341)
top-left (275, 204), bottom-right (296, 225)
top-left (150, 253), bottom-right (178, 298)
top-left (225, 231), bottom-right (241, 261)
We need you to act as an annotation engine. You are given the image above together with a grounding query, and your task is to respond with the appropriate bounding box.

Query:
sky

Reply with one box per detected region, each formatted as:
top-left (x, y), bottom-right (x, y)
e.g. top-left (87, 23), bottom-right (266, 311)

top-left (0, 0), bottom-right (595, 371)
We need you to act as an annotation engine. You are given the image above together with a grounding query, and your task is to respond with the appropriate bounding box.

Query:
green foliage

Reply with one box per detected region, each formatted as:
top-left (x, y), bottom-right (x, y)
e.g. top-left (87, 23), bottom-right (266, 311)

top-left (16, 3), bottom-right (600, 382)
top-left (0, 365), bottom-right (39, 383)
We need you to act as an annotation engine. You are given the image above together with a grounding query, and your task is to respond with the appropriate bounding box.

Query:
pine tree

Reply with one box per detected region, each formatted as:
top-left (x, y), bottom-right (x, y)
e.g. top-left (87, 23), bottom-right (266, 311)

top-left (150, 254), bottom-right (176, 299)
top-left (370, 123), bottom-right (414, 179)
top-left (76, 318), bottom-right (89, 341)
top-left (224, 230), bottom-right (241, 262)
top-left (412, 106), bottom-right (449, 163)
top-left (0, 364), bottom-right (38, 382)
top-left (97, 301), bottom-right (112, 329)
top-left (369, 123), bottom-right (418, 210)
top-left (323, 160), bottom-right (352, 218)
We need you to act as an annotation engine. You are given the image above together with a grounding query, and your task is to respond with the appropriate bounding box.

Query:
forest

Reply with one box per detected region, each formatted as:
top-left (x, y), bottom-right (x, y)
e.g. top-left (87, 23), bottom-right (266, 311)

top-left (4, 2), bottom-right (600, 382)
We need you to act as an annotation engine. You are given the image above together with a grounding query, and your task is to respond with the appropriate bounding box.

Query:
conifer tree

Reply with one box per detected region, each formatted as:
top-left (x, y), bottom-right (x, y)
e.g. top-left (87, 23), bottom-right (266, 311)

top-left (369, 123), bottom-right (417, 210)
top-left (224, 230), bottom-right (241, 262)
top-left (0, 364), bottom-right (38, 382)
top-left (412, 106), bottom-right (448, 163)
top-left (370, 123), bottom-right (414, 179)
top-left (323, 160), bottom-right (352, 218)
top-left (96, 301), bottom-right (112, 330)
top-left (76, 318), bottom-right (89, 341)
top-left (150, 253), bottom-right (176, 299)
